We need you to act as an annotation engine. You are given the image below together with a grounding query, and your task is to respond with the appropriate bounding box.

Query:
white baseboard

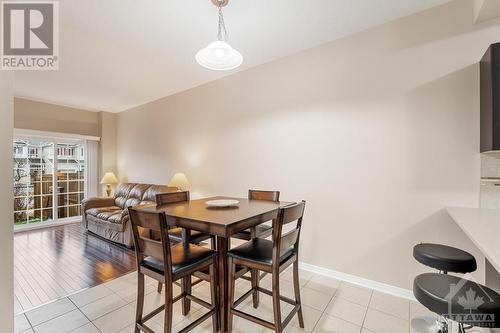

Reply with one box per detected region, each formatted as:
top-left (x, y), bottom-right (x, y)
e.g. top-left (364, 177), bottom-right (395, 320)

top-left (299, 261), bottom-right (416, 301)
top-left (14, 218), bottom-right (81, 233)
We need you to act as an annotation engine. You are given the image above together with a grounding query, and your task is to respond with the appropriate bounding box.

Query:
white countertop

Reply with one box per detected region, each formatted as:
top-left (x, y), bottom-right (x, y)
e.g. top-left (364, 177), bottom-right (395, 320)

top-left (447, 207), bottom-right (500, 272)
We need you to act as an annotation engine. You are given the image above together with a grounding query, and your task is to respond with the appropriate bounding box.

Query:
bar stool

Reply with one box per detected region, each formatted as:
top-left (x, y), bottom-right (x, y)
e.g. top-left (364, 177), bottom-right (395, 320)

top-left (156, 191), bottom-right (215, 248)
top-left (412, 243), bottom-right (477, 332)
top-left (233, 189), bottom-right (280, 308)
top-left (155, 191), bottom-right (215, 305)
top-left (128, 207), bottom-right (219, 333)
top-left (227, 201), bottom-right (306, 333)
top-left (413, 243), bottom-right (477, 274)
top-left (414, 273), bottom-right (500, 332)
top-left (232, 190), bottom-right (280, 241)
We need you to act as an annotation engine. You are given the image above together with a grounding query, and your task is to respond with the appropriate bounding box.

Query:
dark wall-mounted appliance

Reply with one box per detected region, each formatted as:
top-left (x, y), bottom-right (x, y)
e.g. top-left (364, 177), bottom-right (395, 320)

top-left (481, 42), bottom-right (500, 152)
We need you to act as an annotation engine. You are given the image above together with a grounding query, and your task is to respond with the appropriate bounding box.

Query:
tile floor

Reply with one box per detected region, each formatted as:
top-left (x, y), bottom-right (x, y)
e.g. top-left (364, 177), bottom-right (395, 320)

top-left (13, 267), bottom-right (480, 333)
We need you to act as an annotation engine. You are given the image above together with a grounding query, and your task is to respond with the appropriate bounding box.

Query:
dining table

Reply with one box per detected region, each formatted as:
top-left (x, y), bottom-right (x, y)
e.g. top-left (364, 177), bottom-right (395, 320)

top-left (134, 195), bottom-right (293, 333)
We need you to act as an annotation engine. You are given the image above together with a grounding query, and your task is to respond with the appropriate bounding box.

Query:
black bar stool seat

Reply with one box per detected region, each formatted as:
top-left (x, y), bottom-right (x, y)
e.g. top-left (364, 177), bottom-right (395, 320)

top-left (142, 243), bottom-right (216, 276)
top-left (229, 238), bottom-right (295, 266)
top-left (414, 273), bottom-right (500, 328)
top-left (413, 243), bottom-right (477, 273)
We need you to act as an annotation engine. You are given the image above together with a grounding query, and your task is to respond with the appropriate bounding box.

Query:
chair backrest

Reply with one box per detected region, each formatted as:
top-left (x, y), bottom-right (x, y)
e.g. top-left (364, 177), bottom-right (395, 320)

top-left (128, 207), bottom-right (172, 278)
top-left (271, 201), bottom-right (306, 267)
top-left (156, 191), bottom-right (190, 205)
top-left (248, 189), bottom-right (280, 202)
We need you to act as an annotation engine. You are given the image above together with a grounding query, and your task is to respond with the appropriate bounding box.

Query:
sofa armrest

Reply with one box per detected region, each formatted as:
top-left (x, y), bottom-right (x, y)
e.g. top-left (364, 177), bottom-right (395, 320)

top-left (82, 197), bottom-right (115, 212)
top-left (121, 208), bottom-right (130, 222)
top-left (120, 201), bottom-right (153, 227)
top-left (81, 197), bottom-right (116, 230)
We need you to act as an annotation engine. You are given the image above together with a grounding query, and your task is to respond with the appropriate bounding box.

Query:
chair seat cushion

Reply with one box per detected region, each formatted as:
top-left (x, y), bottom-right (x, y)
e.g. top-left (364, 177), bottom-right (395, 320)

top-left (228, 238), bottom-right (294, 266)
top-left (168, 227), bottom-right (212, 244)
top-left (233, 224), bottom-right (273, 240)
top-left (86, 206), bottom-right (123, 224)
top-left (413, 243), bottom-right (477, 273)
top-left (414, 273), bottom-right (500, 327)
top-left (142, 243), bottom-right (216, 276)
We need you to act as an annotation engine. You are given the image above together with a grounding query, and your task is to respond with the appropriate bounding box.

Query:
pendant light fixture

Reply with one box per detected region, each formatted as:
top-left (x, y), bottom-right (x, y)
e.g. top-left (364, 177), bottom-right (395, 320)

top-left (196, 0), bottom-right (243, 71)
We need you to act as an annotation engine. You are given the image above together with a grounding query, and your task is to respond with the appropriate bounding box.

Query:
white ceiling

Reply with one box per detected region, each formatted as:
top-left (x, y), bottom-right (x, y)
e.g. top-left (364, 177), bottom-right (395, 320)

top-left (14, 0), bottom-right (450, 112)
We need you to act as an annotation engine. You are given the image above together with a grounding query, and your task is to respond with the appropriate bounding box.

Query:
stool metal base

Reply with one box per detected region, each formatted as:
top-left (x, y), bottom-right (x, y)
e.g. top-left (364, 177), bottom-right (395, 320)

top-left (411, 316), bottom-right (448, 333)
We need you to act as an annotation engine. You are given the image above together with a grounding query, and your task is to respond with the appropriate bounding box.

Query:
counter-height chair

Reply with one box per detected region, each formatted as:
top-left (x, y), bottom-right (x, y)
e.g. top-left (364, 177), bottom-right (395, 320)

top-left (155, 191), bottom-right (215, 313)
top-left (227, 201), bottom-right (306, 333)
top-left (232, 190), bottom-right (280, 308)
top-left (156, 191), bottom-right (215, 248)
top-left (232, 190), bottom-right (280, 241)
top-left (128, 207), bottom-right (218, 333)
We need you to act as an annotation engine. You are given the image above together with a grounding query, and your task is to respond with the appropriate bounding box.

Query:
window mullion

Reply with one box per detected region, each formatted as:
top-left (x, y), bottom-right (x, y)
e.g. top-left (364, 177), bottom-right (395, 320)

top-left (52, 141), bottom-right (58, 221)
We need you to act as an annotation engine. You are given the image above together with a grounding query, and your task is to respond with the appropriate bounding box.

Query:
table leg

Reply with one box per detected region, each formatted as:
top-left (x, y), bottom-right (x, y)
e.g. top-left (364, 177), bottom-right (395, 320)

top-left (182, 227), bottom-right (193, 242)
top-left (182, 228), bottom-right (192, 315)
top-left (250, 227), bottom-right (260, 308)
top-left (217, 236), bottom-right (229, 333)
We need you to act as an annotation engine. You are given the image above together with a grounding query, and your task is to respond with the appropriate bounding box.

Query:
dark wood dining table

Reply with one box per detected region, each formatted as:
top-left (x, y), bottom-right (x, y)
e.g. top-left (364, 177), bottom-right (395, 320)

top-left (134, 196), bottom-right (292, 333)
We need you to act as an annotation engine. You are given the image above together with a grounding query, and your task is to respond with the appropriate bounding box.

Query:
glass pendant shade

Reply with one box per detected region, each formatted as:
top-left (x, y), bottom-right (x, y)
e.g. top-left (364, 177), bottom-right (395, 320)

top-left (196, 40), bottom-right (243, 71)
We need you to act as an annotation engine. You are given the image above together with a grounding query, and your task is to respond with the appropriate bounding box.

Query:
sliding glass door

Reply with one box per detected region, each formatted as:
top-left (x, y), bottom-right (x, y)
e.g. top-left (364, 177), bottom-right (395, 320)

top-left (13, 140), bottom-right (55, 225)
top-left (13, 137), bottom-right (87, 227)
top-left (56, 143), bottom-right (86, 219)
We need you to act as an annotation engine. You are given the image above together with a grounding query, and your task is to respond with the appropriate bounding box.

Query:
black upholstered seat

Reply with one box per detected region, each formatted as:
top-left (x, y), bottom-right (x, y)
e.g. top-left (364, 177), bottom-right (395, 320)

top-left (414, 273), bottom-right (500, 328)
top-left (168, 227), bottom-right (212, 244)
top-left (413, 243), bottom-right (477, 273)
top-left (142, 243), bottom-right (216, 276)
top-left (228, 238), bottom-right (295, 266)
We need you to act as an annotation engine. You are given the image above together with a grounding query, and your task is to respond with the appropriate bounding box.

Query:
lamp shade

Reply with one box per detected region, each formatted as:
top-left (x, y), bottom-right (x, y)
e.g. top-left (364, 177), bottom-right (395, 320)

top-left (195, 41), bottom-right (243, 71)
top-left (169, 173), bottom-right (190, 189)
top-left (100, 172), bottom-right (118, 184)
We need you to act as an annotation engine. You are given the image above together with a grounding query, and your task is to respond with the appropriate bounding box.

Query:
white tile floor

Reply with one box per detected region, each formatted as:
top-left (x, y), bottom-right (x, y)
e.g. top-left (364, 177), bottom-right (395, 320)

top-left (14, 267), bottom-right (479, 333)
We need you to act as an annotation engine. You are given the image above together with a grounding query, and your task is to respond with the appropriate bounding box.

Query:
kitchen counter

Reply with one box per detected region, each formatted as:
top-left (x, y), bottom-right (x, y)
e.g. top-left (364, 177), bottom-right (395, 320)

top-left (446, 207), bottom-right (500, 273)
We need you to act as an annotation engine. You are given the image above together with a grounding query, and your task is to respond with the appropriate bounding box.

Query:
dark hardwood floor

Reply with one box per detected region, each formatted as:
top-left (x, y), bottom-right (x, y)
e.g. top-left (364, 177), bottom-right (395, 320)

top-left (14, 223), bottom-right (136, 313)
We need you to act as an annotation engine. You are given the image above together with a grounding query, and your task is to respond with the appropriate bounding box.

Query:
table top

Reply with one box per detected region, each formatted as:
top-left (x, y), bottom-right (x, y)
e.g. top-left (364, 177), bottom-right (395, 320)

top-left (135, 196), bottom-right (293, 236)
top-left (446, 207), bottom-right (500, 273)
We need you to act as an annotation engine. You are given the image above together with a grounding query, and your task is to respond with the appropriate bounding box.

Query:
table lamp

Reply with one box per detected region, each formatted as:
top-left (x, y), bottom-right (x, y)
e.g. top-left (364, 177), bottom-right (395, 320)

top-left (169, 173), bottom-right (190, 191)
top-left (100, 172), bottom-right (118, 197)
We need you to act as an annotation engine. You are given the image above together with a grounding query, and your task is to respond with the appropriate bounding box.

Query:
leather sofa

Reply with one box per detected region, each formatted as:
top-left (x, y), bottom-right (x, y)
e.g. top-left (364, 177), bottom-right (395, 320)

top-left (82, 183), bottom-right (176, 247)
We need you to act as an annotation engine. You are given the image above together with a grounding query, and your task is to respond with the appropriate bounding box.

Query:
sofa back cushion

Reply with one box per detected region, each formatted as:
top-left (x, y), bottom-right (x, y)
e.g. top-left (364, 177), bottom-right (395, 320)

top-left (124, 183), bottom-right (151, 208)
top-left (114, 183), bottom-right (137, 208)
top-left (114, 183), bottom-right (177, 209)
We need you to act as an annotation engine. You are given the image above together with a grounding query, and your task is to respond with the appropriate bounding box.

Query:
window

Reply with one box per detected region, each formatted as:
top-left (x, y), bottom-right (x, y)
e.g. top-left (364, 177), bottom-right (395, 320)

top-left (13, 138), bottom-right (87, 226)
top-left (56, 143), bottom-right (85, 219)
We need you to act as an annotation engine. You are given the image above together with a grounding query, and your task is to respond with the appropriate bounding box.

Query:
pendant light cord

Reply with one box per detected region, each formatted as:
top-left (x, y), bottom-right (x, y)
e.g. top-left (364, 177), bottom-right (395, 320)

top-left (217, 4), bottom-right (228, 41)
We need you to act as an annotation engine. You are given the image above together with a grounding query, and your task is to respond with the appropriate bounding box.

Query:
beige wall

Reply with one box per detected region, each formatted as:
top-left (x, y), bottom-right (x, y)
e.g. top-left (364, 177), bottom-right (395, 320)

top-left (98, 112), bottom-right (118, 195)
top-left (14, 98), bottom-right (100, 137)
top-left (1, 73), bottom-right (14, 332)
top-left (117, 0), bottom-right (497, 289)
